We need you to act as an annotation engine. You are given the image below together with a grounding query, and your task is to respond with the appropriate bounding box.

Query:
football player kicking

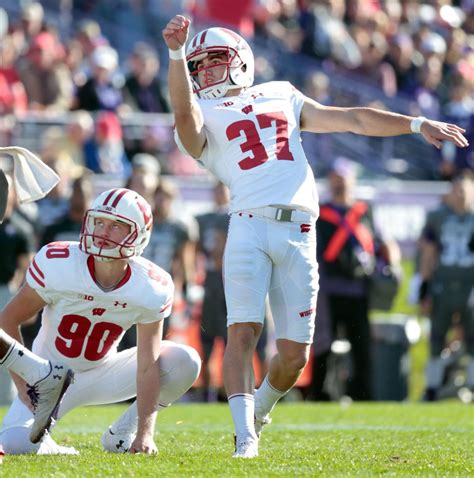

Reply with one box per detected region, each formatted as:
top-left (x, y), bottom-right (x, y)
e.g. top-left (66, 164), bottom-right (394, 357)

top-left (163, 15), bottom-right (469, 458)
top-left (0, 188), bottom-right (201, 455)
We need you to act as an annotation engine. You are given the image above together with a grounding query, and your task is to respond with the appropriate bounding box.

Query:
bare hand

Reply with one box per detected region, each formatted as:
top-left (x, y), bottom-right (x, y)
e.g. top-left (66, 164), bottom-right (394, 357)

top-left (162, 15), bottom-right (191, 51)
top-left (129, 434), bottom-right (158, 455)
top-left (421, 120), bottom-right (469, 149)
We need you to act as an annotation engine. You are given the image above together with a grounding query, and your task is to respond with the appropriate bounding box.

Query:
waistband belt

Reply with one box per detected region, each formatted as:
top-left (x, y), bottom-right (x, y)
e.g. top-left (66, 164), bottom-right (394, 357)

top-left (241, 206), bottom-right (314, 223)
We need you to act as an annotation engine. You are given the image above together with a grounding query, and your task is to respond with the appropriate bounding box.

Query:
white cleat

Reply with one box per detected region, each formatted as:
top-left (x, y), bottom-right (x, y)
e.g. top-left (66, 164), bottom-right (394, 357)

top-left (255, 415), bottom-right (272, 437)
top-left (101, 427), bottom-right (136, 453)
top-left (29, 362), bottom-right (75, 444)
top-left (233, 437), bottom-right (259, 458)
top-left (37, 432), bottom-right (79, 455)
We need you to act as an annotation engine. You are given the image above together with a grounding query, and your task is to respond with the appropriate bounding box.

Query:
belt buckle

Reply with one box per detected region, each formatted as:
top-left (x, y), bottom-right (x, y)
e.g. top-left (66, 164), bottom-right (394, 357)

top-left (275, 208), bottom-right (293, 222)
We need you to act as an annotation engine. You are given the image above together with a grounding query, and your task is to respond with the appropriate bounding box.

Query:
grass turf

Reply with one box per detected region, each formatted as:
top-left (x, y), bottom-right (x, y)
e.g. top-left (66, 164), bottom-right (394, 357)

top-left (0, 402), bottom-right (472, 477)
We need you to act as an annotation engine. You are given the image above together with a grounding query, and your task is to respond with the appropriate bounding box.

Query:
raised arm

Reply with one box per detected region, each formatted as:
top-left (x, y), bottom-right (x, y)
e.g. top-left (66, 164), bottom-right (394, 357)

top-left (162, 15), bottom-right (206, 158)
top-left (300, 97), bottom-right (469, 149)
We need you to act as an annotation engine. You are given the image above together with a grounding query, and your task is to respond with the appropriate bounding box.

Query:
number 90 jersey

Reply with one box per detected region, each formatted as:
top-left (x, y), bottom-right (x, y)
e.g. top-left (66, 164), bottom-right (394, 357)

top-left (26, 242), bottom-right (174, 372)
top-left (175, 81), bottom-right (319, 217)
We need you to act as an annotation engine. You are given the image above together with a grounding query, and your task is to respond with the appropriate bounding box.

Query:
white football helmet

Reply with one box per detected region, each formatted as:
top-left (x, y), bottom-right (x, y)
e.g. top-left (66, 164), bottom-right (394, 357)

top-left (186, 27), bottom-right (254, 99)
top-left (80, 188), bottom-right (152, 260)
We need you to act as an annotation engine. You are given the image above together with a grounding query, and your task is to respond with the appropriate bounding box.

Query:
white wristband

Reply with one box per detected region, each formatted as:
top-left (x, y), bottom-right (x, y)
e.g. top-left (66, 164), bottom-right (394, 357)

top-left (410, 116), bottom-right (426, 134)
top-left (169, 47), bottom-right (186, 61)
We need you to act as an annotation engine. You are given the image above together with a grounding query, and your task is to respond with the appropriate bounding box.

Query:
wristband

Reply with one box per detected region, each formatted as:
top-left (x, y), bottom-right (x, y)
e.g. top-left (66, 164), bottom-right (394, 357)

top-left (169, 47), bottom-right (186, 61)
top-left (410, 116), bottom-right (426, 134)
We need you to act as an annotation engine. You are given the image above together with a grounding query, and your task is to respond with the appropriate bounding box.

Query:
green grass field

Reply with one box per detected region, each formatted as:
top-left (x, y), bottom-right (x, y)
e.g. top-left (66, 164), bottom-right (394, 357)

top-left (1, 402), bottom-right (473, 477)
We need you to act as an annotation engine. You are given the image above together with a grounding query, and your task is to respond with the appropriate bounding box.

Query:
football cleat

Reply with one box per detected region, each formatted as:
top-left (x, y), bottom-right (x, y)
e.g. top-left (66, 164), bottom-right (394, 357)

top-left (37, 432), bottom-right (79, 455)
top-left (29, 362), bottom-right (75, 444)
top-left (233, 436), bottom-right (259, 458)
top-left (101, 427), bottom-right (136, 453)
top-left (254, 415), bottom-right (272, 437)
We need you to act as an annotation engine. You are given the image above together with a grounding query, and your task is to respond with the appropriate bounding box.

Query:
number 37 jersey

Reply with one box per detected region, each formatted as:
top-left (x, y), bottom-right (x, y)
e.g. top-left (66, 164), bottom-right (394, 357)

top-left (26, 242), bottom-right (174, 372)
top-left (175, 81), bottom-right (319, 217)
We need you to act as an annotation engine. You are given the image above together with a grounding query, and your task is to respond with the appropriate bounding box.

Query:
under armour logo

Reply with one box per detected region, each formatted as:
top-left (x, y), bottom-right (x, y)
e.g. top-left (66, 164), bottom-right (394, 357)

top-left (93, 308), bottom-right (106, 316)
top-left (52, 374), bottom-right (62, 380)
top-left (242, 105), bottom-right (253, 114)
top-left (114, 301), bottom-right (127, 308)
top-left (18, 350), bottom-right (24, 357)
top-left (300, 224), bottom-right (311, 233)
top-left (117, 440), bottom-right (124, 450)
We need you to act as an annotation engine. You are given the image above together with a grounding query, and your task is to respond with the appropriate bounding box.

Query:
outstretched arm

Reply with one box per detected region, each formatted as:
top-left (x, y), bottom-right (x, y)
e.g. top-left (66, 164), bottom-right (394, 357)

top-left (162, 15), bottom-right (206, 158)
top-left (300, 97), bottom-right (469, 149)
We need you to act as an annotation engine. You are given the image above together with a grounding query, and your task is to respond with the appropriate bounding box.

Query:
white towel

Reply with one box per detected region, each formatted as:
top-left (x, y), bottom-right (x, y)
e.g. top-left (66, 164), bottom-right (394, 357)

top-left (0, 146), bottom-right (59, 203)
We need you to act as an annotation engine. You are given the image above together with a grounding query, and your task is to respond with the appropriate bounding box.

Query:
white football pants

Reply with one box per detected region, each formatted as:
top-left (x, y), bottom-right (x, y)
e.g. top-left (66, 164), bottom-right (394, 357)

top-left (224, 212), bottom-right (318, 344)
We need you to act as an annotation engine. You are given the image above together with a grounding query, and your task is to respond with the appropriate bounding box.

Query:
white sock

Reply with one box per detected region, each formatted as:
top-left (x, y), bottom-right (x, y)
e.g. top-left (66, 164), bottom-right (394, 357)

top-left (425, 357), bottom-right (445, 389)
top-left (255, 375), bottom-right (289, 420)
top-left (110, 400), bottom-right (166, 435)
top-left (0, 338), bottom-right (50, 384)
top-left (466, 358), bottom-right (474, 388)
top-left (228, 393), bottom-right (257, 441)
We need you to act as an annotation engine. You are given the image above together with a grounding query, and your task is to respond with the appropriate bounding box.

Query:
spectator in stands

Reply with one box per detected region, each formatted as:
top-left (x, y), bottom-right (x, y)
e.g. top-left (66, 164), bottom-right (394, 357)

top-left (125, 124), bottom-right (173, 175)
top-left (351, 28), bottom-right (397, 97)
top-left (15, 2), bottom-right (45, 55)
top-left (122, 43), bottom-right (170, 113)
top-left (19, 32), bottom-right (73, 112)
top-left (253, 0), bottom-right (303, 53)
top-left (419, 173), bottom-right (474, 401)
top-left (83, 111), bottom-right (130, 177)
top-left (0, 35), bottom-right (27, 115)
top-left (54, 111), bottom-right (95, 173)
top-left (74, 45), bottom-right (123, 112)
top-left (40, 173), bottom-right (94, 246)
top-left (384, 33), bottom-right (418, 95)
top-left (300, 0), bottom-right (362, 68)
top-left (125, 153), bottom-right (161, 204)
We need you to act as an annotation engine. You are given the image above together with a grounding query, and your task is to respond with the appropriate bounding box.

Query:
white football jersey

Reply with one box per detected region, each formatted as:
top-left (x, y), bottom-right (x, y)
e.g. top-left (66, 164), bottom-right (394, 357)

top-left (175, 81), bottom-right (319, 217)
top-left (26, 242), bottom-right (174, 372)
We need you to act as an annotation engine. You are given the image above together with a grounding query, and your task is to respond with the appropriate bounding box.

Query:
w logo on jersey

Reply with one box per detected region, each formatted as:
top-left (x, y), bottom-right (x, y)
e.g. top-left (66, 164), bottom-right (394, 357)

top-left (242, 105), bottom-right (253, 115)
top-left (300, 224), bottom-right (312, 233)
top-left (93, 308), bottom-right (106, 316)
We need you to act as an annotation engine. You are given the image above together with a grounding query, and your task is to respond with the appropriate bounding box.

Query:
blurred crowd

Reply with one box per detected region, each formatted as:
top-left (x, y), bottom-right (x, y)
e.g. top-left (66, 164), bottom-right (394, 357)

top-left (0, 0), bottom-right (473, 403)
top-left (0, 0), bottom-right (472, 180)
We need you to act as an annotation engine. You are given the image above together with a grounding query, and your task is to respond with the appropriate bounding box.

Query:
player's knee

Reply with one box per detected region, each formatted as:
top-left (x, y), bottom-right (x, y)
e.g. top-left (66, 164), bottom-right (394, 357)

top-left (227, 323), bottom-right (260, 353)
top-left (181, 345), bottom-right (202, 383)
top-left (0, 426), bottom-right (38, 454)
top-left (281, 348), bottom-right (310, 373)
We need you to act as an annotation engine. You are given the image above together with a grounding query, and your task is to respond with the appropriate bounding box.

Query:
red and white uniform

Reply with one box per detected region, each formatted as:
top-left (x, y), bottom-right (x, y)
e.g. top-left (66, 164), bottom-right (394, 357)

top-left (176, 81), bottom-right (319, 344)
top-left (176, 81), bottom-right (319, 216)
top-left (26, 242), bottom-right (173, 372)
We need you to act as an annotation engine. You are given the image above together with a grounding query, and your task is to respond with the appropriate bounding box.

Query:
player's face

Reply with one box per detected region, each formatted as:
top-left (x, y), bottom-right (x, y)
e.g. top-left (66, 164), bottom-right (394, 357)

top-left (93, 217), bottom-right (131, 249)
top-left (196, 53), bottom-right (228, 88)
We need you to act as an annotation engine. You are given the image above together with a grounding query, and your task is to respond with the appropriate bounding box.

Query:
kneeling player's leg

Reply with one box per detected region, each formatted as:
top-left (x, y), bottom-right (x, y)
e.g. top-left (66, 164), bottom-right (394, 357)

top-left (103, 342), bottom-right (201, 452)
top-left (0, 398), bottom-right (77, 455)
